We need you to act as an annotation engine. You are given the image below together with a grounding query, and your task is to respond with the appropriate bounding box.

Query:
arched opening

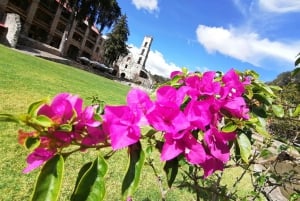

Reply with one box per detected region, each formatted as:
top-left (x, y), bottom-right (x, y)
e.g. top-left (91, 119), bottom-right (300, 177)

top-left (120, 72), bottom-right (126, 78)
top-left (67, 45), bottom-right (79, 60)
top-left (139, 70), bottom-right (148, 79)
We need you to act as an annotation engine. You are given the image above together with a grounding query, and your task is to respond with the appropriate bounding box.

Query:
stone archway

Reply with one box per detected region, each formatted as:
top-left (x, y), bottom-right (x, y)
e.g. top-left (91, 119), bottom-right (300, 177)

top-left (120, 72), bottom-right (126, 78)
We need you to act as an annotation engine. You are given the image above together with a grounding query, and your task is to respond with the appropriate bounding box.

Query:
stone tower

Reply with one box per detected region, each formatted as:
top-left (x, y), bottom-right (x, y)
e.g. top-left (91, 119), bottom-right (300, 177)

top-left (137, 36), bottom-right (153, 69)
top-left (117, 36), bottom-right (153, 86)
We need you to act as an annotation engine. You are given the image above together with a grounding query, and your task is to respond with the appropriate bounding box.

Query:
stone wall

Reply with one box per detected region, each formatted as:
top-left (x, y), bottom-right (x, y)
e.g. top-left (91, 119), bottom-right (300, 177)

top-left (4, 13), bottom-right (21, 47)
top-left (18, 34), bottom-right (61, 56)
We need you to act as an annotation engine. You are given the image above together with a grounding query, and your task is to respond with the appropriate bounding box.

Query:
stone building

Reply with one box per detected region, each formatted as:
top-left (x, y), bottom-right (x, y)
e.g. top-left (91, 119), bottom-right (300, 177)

top-left (0, 0), bottom-right (105, 61)
top-left (116, 36), bottom-right (153, 87)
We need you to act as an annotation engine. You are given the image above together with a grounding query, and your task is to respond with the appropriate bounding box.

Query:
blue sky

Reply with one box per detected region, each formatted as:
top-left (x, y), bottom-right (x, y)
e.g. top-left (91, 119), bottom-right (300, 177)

top-left (115, 0), bottom-right (300, 82)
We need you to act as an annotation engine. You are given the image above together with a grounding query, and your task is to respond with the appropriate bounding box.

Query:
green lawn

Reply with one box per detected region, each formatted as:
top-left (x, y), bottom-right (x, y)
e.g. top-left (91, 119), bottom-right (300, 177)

top-left (0, 45), bottom-right (252, 200)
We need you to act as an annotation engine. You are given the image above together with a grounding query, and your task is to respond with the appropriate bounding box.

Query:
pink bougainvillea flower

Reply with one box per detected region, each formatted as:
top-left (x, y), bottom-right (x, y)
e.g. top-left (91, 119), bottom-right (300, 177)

top-left (199, 71), bottom-right (221, 96)
top-left (156, 86), bottom-right (186, 107)
top-left (38, 93), bottom-right (83, 124)
top-left (81, 126), bottom-right (106, 146)
top-left (222, 97), bottom-right (249, 119)
top-left (76, 105), bottom-right (101, 129)
top-left (103, 105), bottom-right (142, 150)
top-left (185, 71), bottom-right (220, 99)
top-left (204, 127), bottom-right (236, 163)
top-left (38, 93), bottom-right (102, 146)
top-left (146, 102), bottom-right (190, 133)
top-left (184, 74), bottom-right (202, 99)
top-left (161, 131), bottom-right (206, 164)
top-left (126, 88), bottom-right (153, 126)
top-left (184, 99), bottom-right (212, 131)
top-left (126, 88), bottom-right (153, 112)
top-left (170, 70), bottom-right (183, 79)
top-left (23, 148), bottom-right (55, 174)
top-left (200, 155), bottom-right (224, 178)
top-left (146, 85), bottom-right (190, 133)
top-left (52, 130), bottom-right (74, 145)
top-left (221, 69), bottom-right (247, 98)
top-left (160, 132), bottom-right (185, 161)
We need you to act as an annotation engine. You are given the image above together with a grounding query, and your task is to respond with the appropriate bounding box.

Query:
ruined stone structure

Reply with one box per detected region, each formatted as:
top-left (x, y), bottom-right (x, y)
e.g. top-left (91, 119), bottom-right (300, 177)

top-left (0, 0), bottom-right (105, 61)
top-left (3, 13), bottom-right (21, 47)
top-left (117, 36), bottom-right (153, 87)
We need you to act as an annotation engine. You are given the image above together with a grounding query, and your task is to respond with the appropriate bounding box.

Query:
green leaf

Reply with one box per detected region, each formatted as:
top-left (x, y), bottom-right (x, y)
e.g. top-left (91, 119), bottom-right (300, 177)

top-left (252, 81), bottom-right (276, 97)
top-left (257, 116), bottom-right (267, 129)
top-left (59, 124), bottom-right (73, 132)
top-left (163, 158), bottom-right (178, 188)
top-left (25, 137), bottom-right (40, 151)
top-left (0, 114), bottom-right (22, 124)
top-left (222, 121), bottom-right (238, 132)
top-left (28, 99), bottom-right (48, 117)
top-left (71, 155), bottom-right (108, 201)
top-left (122, 142), bottom-right (145, 201)
top-left (269, 85), bottom-right (282, 92)
top-left (253, 93), bottom-right (273, 105)
top-left (292, 104), bottom-right (300, 117)
top-left (272, 105), bottom-right (284, 118)
top-left (255, 125), bottom-right (271, 138)
top-left (31, 154), bottom-right (64, 201)
top-left (182, 67), bottom-right (189, 75)
top-left (245, 85), bottom-right (254, 99)
top-left (73, 162), bottom-right (93, 189)
top-left (252, 106), bottom-right (267, 118)
top-left (144, 128), bottom-right (157, 138)
top-left (31, 115), bottom-right (53, 127)
top-left (245, 69), bottom-right (259, 79)
top-left (237, 133), bottom-right (251, 164)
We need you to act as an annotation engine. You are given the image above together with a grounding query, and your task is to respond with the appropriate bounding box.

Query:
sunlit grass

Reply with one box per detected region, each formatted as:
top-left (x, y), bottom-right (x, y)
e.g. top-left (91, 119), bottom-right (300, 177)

top-left (0, 45), bottom-right (197, 200)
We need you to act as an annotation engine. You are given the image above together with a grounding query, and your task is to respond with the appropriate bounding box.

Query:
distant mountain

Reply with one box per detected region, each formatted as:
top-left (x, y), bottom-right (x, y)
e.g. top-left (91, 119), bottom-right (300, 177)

top-left (268, 70), bottom-right (300, 86)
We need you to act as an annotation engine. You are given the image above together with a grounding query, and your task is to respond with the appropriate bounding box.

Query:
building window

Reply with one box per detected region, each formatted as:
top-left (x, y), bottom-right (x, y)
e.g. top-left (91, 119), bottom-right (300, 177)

top-left (85, 40), bottom-right (94, 49)
top-left (139, 71), bottom-right (148, 79)
top-left (73, 32), bottom-right (83, 42)
top-left (137, 57), bottom-right (142, 64)
top-left (56, 22), bottom-right (66, 33)
top-left (141, 49), bottom-right (145, 55)
top-left (127, 57), bottom-right (131, 61)
top-left (144, 42), bottom-right (148, 47)
top-left (125, 64), bottom-right (128, 68)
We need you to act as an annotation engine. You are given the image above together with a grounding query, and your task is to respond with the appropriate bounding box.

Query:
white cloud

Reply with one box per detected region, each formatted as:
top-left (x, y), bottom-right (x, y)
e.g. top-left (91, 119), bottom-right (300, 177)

top-left (258, 0), bottom-right (300, 13)
top-left (146, 50), bottom-right (181, 77)
top-left (196, 25), bottom-right (299, 68)
top-left (131, 0), bottom-right (159, 12)
top-left (128, 44), bottom-right (181, 77)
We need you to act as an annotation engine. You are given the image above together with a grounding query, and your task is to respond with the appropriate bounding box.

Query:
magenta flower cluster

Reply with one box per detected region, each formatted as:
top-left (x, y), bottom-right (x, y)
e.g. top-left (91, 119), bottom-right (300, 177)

top-left (20, 69), bottom-right (250, 177)
top-left (20, 93), bottom-right (105, 173)
top-left (103, 69), bottom-right (250, 177)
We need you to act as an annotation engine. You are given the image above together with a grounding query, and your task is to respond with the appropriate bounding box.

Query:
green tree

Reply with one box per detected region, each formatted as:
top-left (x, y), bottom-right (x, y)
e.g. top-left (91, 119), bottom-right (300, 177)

top-left (58, 0), bottom-right (121, 55)
top-left (103, 15), bottom-right (130, 66)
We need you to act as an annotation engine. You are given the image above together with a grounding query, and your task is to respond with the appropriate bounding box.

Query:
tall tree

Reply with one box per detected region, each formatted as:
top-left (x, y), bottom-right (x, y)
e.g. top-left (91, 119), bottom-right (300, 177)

top-left (103, 15), bottom-right (130, 66)
top-left (58, 0), bottom-right (121, 55)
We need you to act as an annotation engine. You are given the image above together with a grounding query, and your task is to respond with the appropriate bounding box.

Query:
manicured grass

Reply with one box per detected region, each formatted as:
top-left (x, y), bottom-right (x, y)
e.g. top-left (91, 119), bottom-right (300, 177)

top-left (0, 45), bottom-right (197, 200)
top-left (0, 44), bottom-right (252, 200)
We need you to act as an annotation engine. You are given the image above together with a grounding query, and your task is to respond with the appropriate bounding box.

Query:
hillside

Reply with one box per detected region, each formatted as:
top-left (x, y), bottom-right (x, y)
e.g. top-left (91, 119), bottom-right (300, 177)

top-left (267, 70), bottom-right (300, 146)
